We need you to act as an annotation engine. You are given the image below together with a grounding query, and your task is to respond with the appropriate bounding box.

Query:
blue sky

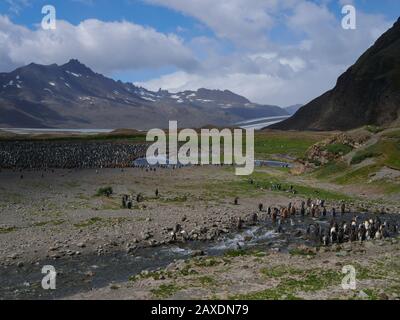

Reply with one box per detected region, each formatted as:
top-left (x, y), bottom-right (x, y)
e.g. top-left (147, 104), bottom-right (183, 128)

top-left (0, 0), bottom-right (399, 105)
top-left (1, 0), bottom-right (212, 39)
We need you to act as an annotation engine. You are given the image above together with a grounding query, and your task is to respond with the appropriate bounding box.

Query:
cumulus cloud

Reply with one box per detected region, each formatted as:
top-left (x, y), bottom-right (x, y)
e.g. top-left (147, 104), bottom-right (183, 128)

top-left (0, 15), bottom-right (197, 74)
top-left (145, 0), bottom-right (300, 49)
top-left (0, 1), bottom-right (396, 107)
top-left (135, 65), bottom-right (341, 107)
top-left (139, 0), bottom-right (394, 106)
top-left (285, 1), bottom-right (391, 66)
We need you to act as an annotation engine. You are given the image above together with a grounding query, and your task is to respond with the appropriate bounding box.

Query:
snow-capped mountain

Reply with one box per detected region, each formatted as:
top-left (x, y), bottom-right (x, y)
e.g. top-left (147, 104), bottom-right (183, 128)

top-left (0, 59), bottom-right (288, 130)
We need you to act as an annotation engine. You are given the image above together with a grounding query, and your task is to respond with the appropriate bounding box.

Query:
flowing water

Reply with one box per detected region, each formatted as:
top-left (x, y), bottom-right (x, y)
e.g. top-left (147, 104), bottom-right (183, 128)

top-left (0, 212), bottom-right (399, 300)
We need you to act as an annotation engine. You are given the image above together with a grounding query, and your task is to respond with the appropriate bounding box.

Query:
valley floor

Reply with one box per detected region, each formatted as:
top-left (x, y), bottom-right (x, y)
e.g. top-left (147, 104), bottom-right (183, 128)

top-left (0, 164), bottom-right (399, 300)
top-left (68, 238), bottom-right (400, 300)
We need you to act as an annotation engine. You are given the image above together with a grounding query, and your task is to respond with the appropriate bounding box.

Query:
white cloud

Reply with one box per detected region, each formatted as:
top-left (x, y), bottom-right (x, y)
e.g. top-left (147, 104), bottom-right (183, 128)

top-left (139, 1), bottom-right (394, 106)
top-left (285, 1), bottom-right (391, 66)
top-left (135, 65), bottom-right (341, 107)
top-left (145, 0), bottom-right (300, 49)
top-left (0, 15), bottom-right (197, 74)
top-left (0, 1), bottom-right (396, 107)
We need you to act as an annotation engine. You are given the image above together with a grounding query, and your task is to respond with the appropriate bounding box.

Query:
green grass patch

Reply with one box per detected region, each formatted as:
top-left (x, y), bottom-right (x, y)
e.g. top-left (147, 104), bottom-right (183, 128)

top-left (383, 129), bottom-right (400, 139)
top-left (351, 151), bottom-right (381, 165)
top-left (289, 247), bottom-right (316, 257)
top-left (96, 186), bottom-right (113, 197)
top-left (254, 132), bottom-right (325, 160)
top-left (161, 195), bottom-right (189, 204)
top-left (370, 179), bottom-right (400, 194)
top-left (224, 249), bottom-right (267, 258)
top-left (355, 139), bottom-right (400, 170)
top-left (151, 284), bottom-right (182, 299)
top-left (232, 267), bottom-right (341, 300)
top-left (193, 258), bottom-right (221, 268)
top-left (129, 263), bottom-right (198, 283)
top-left (361, 289), bottom-right (381, 300)
top-left (334, 164), bottom-right (380, 185)
top-left (33, 220), bottom-right (65, 227)
top-left (312, 161), bottom-right (349, 179)
top-left (313, 133), bottom-right (400, 189)
top-left (197, 276), bottom-right (217, 286)
top-left (293, 183), bottom-right (352, 201)
top-left (282, 269), bottom-right (340, 292)
top-left (0, 226), bottom-right (17, 234)
top-left (353, 257), bottom-right (400, 282)
top-left (224, 249), bottom-right (250, 258)
top-left (323, 143), bottom-right (353, 155)
top-left (383, 140), bottom-right (400, 170)
top-left (230, 170), bottom-right (354, 201)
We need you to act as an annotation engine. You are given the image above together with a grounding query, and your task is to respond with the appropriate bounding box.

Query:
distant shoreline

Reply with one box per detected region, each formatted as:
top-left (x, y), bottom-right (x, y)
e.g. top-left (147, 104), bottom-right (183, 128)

top-left (0, 128), bottom-right (115, 135)
top-left (0, 117), bottom-right (291, 135)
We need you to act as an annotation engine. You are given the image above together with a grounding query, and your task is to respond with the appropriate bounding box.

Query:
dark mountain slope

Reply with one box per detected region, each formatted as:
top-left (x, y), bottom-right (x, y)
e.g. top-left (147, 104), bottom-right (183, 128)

top-left (0, 60), bottom-right (288, 130)
top-left (271, 17), bottom-right (400, 131)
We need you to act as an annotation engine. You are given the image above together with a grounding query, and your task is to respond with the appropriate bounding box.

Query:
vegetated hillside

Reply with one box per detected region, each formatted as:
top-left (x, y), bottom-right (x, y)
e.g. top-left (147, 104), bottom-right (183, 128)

top-left (307, 126), bottom-right (400, 196)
